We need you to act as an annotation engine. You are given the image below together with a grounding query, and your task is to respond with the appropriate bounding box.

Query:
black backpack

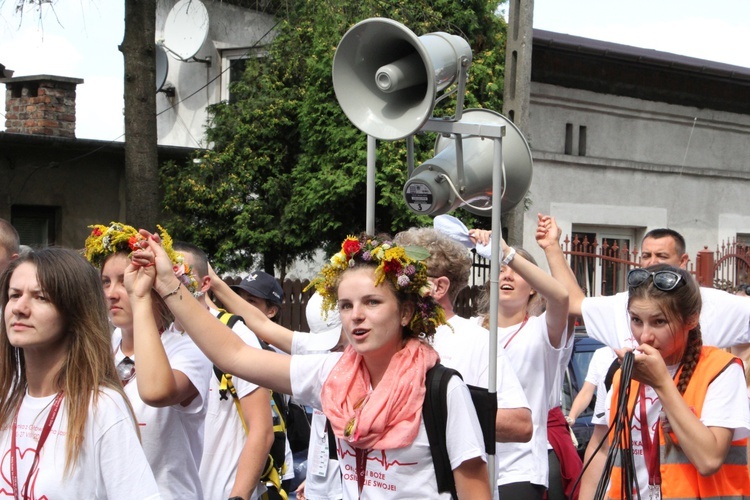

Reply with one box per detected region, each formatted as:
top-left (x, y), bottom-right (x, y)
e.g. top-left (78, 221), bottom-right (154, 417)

top-left (423, 363), bottom-right (497, 499)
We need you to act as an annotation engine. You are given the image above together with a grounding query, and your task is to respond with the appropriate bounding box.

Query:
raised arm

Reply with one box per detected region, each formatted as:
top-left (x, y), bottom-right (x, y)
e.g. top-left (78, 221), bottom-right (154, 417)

top-left (209, 263), bottom-right (295, 354)
top-left (503, 237), bottom-right (569, 347)
top-left (130, 232), bottom-right (293, 396)
top-left (124, 260), bottom-right (199, 407)
top-left (536, 214), bottom-right (586, 317)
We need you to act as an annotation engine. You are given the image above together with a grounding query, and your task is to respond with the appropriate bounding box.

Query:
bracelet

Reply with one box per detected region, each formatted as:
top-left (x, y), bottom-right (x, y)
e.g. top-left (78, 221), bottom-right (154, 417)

top-left (161, 281), bottom-right (182, 300)
top-left (501, 247), bottom-right (516, 266)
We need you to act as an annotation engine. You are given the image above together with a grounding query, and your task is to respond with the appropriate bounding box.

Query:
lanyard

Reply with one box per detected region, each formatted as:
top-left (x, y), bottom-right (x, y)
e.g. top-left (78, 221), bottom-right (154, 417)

top-left (11, 391), bottom-right (64, 500)
top-left (638, 384), bottom-right (661, 497)
top-left (503, 315), bottom-right (529, 349)
top-left (355, 448), bottom-right (371, 496)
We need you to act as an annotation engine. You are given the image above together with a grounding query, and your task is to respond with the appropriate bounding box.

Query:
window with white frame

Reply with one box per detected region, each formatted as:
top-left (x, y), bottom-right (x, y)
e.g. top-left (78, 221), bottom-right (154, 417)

top-left (569, 225), bottom-right (637, 297)
top-left (220, 47), bottom-right (265, 103)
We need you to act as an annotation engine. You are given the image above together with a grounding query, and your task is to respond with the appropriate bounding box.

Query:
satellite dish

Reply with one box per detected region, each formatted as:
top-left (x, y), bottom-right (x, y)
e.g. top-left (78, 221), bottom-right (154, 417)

top-left (155, 43), bottom-right (169, 92)
top-left (163, 0), bottom-right (209, 61)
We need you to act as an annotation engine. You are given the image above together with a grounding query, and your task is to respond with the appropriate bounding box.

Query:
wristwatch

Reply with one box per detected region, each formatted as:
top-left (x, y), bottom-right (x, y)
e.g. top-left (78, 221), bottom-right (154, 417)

top-left (502, 246), bottom-right (516, 266)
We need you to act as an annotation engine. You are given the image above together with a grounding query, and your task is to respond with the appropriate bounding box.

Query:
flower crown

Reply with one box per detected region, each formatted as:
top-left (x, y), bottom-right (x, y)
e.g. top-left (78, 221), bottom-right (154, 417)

top-left (306, 235), bottom-right (447, 338)
top-left (83, 222), bottom-right (200, 295)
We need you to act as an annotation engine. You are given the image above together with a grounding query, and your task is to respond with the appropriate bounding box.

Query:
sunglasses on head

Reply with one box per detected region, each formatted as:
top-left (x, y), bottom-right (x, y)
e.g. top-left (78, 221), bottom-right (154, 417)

top-left (116, 356), bottom-right (135, 385)
top-left (627, 268), bottom-right (683, 291)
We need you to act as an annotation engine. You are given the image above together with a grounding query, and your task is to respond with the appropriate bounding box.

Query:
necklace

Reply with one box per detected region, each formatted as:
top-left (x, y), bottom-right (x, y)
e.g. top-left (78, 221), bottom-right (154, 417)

top-left (503, 315), bottom-right (530, 349)
top-left (11, 391), bottom-right (64, 500)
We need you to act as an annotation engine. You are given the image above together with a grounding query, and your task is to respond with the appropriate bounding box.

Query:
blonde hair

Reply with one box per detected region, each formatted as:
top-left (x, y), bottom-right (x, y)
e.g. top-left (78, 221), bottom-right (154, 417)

top-left (477, 247), bottom-right (545, 328)
top-left (0, 248), bottom-right (138, 474)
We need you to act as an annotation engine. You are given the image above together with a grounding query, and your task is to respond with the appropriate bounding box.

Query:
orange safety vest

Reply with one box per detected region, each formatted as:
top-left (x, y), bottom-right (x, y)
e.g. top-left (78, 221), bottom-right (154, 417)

top-left (608, 346), bottom-right (750, 499)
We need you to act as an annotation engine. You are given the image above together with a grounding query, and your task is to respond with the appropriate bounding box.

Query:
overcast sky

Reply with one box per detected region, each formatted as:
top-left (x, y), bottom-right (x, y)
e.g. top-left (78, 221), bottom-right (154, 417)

top-left (1, 0), bottom-right (749, 141)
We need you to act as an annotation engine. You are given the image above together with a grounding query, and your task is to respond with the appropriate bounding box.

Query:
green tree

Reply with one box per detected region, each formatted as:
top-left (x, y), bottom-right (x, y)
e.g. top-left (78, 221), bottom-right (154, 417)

top-left (162, 0), bottom-right (506, 276)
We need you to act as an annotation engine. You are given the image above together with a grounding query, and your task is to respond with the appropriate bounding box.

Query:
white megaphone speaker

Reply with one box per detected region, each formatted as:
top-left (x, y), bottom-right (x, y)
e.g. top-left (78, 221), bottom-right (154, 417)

top-left (332, 18), bottom-right (472, 140)
top-left (403, 109), bottom-right (533, 217)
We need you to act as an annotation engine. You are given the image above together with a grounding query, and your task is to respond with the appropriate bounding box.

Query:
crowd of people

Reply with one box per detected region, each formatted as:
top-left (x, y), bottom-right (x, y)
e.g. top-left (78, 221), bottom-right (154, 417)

top-left (0, 213), bottom-right (749, 499)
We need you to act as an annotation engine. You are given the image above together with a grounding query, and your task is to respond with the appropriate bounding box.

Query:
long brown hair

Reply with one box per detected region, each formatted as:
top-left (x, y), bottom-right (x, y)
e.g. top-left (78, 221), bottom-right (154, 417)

top-left (0, 247), bottom-right (137, 474)
top-left (627, 264), bottom-right (702, 451)
top-left (627, 264), bottom-right (703, 394)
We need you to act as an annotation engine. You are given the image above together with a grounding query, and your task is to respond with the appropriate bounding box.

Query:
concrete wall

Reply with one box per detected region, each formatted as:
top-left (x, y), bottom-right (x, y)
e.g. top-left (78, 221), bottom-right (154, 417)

top-left (0, 144), bottom-right (125, 249)
top-left (523, 81), bottom-right (750, 267)
top-left (155, 0), bottom-right (276, 148)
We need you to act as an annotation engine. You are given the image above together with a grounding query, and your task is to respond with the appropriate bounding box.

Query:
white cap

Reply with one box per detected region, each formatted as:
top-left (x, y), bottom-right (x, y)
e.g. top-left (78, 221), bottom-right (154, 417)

top-left (304, 292), bottom-right (342, 351)
top-left (434, 214), bottom-right (492, 259)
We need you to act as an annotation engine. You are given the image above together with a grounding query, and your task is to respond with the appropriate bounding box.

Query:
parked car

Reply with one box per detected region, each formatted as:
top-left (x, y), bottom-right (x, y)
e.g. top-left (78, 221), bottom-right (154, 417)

top-left (561, 328), bottom-right (605, 458)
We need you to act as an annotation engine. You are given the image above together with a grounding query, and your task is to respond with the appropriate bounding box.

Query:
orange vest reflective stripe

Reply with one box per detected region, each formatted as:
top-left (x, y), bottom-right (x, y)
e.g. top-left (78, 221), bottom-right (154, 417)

top-left (608, 346), bottom-right (750, 499)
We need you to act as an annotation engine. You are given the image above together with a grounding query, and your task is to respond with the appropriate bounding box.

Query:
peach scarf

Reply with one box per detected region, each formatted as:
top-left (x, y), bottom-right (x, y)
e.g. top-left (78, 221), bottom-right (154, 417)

top-left (321, 339), bottom-right (439, 450)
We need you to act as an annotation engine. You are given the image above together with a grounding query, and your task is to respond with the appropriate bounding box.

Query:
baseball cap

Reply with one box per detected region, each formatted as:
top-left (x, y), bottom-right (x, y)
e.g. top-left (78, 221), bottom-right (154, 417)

top-left (230, 271), bottom-right (284, 305)
top-left (303, 292), bottom-right (342, 351)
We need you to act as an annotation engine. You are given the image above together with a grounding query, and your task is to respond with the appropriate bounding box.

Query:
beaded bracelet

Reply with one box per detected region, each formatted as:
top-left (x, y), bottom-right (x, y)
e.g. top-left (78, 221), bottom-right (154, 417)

top-left (161, 282), bottom-right (182, 300)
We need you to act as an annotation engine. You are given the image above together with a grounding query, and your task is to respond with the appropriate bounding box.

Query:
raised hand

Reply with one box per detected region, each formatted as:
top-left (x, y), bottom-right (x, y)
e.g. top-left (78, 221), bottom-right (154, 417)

top-left (535, 214), bottom-right (561, 250)
top-left (137, 230), bottom-right (181, 296)
top-left (468, 228), bottom-right (491, 246)
top-left (125, 248), bottom-right (157, 300)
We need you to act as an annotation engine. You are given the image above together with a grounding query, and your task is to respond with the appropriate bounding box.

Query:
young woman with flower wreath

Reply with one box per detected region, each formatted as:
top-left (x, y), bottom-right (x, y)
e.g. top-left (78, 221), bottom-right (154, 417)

top-left (128, 231), bottom-right (491, 499)
top-left (84, 222), bottom-right (212, 500)
top-left (0, 247), bottom-right (159, 498)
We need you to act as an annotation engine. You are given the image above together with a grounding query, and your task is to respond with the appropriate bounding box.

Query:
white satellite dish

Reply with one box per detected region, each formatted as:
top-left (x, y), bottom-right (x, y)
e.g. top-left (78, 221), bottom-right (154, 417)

top-left (163, 0), bottom-right (209, 61)
top-left (155, 43), bottom-right (169, 92)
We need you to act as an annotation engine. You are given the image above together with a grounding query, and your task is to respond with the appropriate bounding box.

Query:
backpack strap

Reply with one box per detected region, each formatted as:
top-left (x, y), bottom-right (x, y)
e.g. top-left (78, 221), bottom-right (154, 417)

top-left (215, 310), bottom-right (288, 499)
top-left (423, 363), bottom-right (461, 499)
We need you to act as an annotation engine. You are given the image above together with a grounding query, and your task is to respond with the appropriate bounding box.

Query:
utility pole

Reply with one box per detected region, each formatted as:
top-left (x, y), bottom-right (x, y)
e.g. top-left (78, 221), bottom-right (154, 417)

top-left (502, 0), bottom-right (534, 246)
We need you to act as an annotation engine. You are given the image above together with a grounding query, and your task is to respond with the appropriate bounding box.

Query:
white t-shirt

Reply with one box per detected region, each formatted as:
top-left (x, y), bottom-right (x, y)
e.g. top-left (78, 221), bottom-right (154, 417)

top-left (200, 310), bottom-right (267, 500)
top-left (292, 332), bottom-right (344, 500)
top-left (589, 348), bottom-right (619, 426)
top-left (113, 326), bottom-right (212, 500)
top-left (0, 388), bottom-right (159, 499)
top-left (476, 313), bottom-right (567, 487)
top-left (582, 287), bottom-right (750, 350)
top-left (603, 361), bottom-right (750, 498)
top-left (585, 347), bottom-right (618, 387)
top-left (549, 332), bottom-right (576, 410)
top-left (432, 316), bottom-right (530, 413)
top-left (290, 352), bottom-right (486, 500)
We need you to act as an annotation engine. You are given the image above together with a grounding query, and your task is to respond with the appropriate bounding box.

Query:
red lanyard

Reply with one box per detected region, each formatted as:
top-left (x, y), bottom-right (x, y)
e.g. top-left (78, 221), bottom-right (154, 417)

top-left (638, 384), bottom-right (661, 492)
top-left (11, 391), bottom-right (64, 500)
top-left (355, 448), bottom-right (370, 496)
top-left (503, 315), bottom-right (530, 349)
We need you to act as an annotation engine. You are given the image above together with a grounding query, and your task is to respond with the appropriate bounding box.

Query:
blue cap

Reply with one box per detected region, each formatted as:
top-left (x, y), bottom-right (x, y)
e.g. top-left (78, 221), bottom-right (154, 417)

top-left (230, 271), bottom-right (284, 305)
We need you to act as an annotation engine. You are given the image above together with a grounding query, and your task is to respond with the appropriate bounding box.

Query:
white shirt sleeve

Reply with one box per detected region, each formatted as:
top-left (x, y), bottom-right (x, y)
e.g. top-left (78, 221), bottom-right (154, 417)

top-left (446, 376), bottom-right (487, 470)
top-left (581, 292), bottom-right (636, 349)
top-left (699, 287), bottom-right (750, 348)
top-left (700, 361), bottom-right (750, 440)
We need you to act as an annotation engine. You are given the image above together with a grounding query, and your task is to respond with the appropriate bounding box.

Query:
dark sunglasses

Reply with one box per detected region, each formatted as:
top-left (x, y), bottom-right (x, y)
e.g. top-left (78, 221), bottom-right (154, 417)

top-left (627, 268), bottom-right (683, 291)
top-left (116, 356), bottom-right (135, 385)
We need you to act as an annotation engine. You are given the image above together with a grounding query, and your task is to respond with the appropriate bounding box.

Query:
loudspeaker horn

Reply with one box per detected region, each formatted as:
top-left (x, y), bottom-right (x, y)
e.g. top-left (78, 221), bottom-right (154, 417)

top-left (332, 18), bottom-right (472, 141)
top-left (403, 109), bottom-right (533, 217)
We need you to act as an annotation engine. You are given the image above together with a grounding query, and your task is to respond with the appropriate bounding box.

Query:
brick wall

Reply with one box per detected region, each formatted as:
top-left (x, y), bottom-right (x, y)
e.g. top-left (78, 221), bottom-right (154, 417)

top-left (2, 75), bottom-right (83, 138)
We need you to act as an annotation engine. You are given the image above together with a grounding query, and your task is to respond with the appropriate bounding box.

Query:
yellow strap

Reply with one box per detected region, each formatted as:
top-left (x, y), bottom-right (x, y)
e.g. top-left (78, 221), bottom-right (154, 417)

top-left (221, 374), bottom-right (249, 435)
top-left (260, 455), bottom-right (288, 500)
